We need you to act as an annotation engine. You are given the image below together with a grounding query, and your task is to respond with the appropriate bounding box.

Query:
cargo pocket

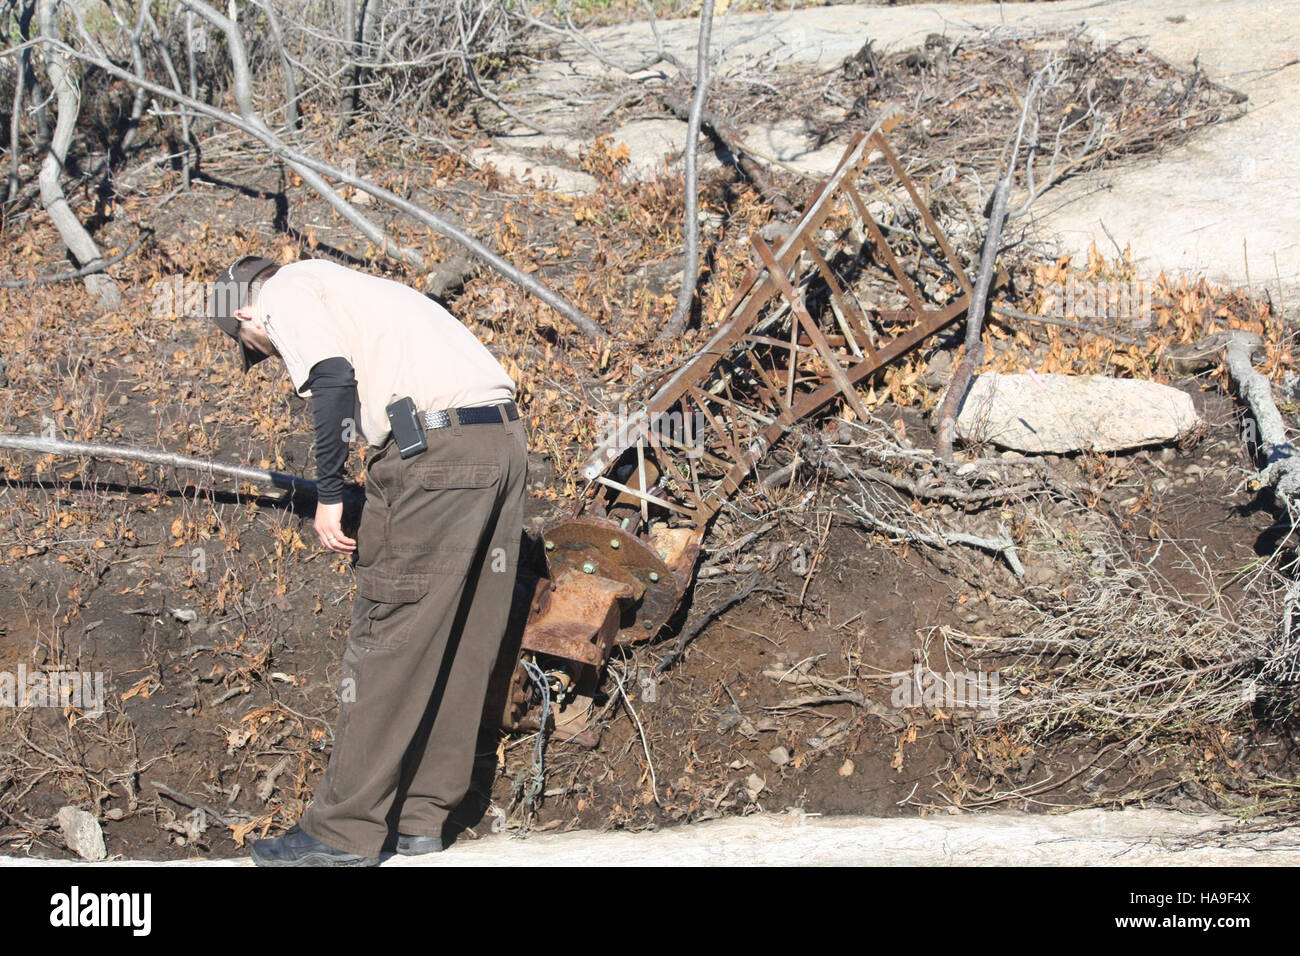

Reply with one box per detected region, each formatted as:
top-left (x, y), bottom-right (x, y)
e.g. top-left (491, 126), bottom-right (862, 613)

top-left (395, 459), bottom-right (503, 575)
top-left (352, 566), bottom-right (431, 649)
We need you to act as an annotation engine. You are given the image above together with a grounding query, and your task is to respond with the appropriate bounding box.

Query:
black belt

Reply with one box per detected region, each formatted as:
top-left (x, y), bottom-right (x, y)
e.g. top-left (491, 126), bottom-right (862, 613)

top-left (421, 401), bottom-right (519, 430)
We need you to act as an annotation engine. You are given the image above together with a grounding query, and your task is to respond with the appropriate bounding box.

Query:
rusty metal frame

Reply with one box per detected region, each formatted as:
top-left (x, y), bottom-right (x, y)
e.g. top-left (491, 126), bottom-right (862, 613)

top-left (497, 127), bottom-right (990, 739)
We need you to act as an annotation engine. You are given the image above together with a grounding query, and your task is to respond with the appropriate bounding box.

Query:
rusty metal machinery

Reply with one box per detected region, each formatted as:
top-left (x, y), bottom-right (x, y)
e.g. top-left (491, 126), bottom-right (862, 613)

top-left (492, 124), bottom-right (986, 742)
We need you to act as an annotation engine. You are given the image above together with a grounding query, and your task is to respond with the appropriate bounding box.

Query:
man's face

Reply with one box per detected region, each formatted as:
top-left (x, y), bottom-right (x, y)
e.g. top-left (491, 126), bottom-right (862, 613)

top-left (234, 305), bottom-right (276, 358)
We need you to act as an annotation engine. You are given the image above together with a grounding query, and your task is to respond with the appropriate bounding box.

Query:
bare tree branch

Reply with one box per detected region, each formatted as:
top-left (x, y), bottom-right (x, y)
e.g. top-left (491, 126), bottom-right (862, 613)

top-left (0, 230), bottom-right (145, 287)
top-left (255, 0), bottom-right (301, 131)
top-left (30, 24), bottom-right (606, 339)
top-left (935, 60), bottom-right (1054, 461)
top-left (658, 0), bottom-right (714, 343)
top-left (181, 0), bottom-right (425, 272)
top-left (35, 0), bottom-right (119, 309)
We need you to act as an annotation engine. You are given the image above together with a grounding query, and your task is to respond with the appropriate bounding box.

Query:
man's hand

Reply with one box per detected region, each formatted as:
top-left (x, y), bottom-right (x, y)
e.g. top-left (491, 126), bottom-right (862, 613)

top-left (314, 501), bottom-right (356, 554)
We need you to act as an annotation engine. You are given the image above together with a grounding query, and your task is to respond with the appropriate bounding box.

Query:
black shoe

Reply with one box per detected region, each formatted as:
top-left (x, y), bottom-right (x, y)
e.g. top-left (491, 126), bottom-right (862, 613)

top-left (249, 824), bottom-right (379, 867)
top-left (395, 833), bottom-right (443, 856)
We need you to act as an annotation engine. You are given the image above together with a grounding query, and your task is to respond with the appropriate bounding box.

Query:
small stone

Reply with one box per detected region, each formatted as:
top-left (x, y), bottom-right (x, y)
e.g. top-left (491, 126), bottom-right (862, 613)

top-left (56, 806), bottom-right (106, 861)
top-left (838, 758), bottom-right (855, 777)
top-left (768, 746), bottom-right (791, 767)
top-left (170, 608), bottom-right (197, 624)
top-left (760, 222), bottom-right (793, 243)
top-left (1027, 565), bottom-right (1056, 586)
top-left (745, 773), bottom-right (767, 800)
top-left (923, 350), bottom-right (953, 387)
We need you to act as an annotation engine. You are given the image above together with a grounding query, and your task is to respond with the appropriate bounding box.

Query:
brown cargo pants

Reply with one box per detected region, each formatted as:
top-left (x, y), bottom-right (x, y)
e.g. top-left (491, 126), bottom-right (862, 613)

top-left (300, 405), bottom-right (527, 856)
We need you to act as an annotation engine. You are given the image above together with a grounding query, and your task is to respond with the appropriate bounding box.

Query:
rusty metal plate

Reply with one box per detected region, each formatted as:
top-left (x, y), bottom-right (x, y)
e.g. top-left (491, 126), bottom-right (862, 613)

top-left (542, 515), bottom-right (683, 643)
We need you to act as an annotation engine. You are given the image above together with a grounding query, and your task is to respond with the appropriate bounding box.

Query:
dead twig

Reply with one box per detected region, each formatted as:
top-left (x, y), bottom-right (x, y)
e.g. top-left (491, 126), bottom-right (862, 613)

top-left (0, 231), bottom-right (147, 289)
top-left (658, 0), bottom-right (715, 342)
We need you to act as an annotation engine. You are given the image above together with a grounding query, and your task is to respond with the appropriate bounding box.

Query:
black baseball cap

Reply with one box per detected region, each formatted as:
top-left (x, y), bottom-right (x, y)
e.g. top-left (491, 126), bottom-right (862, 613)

top-left (209, 255), bottom-right (280, 372)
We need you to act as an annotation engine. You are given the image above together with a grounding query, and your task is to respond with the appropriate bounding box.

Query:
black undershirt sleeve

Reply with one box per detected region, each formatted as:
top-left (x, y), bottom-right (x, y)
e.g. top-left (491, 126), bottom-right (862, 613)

top-left (304, 356), bottom-right (358, 506)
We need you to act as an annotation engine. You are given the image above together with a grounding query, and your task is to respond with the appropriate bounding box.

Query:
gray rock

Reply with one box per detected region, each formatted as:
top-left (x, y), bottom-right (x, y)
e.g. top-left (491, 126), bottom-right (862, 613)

top-left (768, 746), bottom-right (791, 767)
top-left (56, 806), bottom-right (106, 861)
top-left (923, 350), bottom-right (954, 387)
top-left (606, 118), bottom-right (714, 182)
top-left (469, 147), bottom-right (598, 197)
top-left (956, 373), bottom-right (1200, 454)
top-left (493, 130), bottom-right (585, 160)
top-left (739, 120), bottom-right (849, 178)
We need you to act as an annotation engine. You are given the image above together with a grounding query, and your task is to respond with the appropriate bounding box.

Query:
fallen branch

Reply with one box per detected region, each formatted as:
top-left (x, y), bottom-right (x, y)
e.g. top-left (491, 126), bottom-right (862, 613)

top-left (934, 170), bottom-right (1009, 461)
top-left (855, 464), bottom-right (1045, 504)
top-left (991, 303), bottom-right (1147, 347)
top-left (847, 502), bottom-right (1025, 577)
top-left (759, 667), bottom-right (902, 727)
top-left (1221, 330), bottom-right (1300, 509)
top-left (0, 433), bottom-right (321, 498)
top-left (149, 781), bottom-right (243, 827)
top-left (657, 567), bottom-right (759, 673)
top-left (0, 232), bottom-right (146, 289)
top-left (936, 60), bottom-right (1056, 460)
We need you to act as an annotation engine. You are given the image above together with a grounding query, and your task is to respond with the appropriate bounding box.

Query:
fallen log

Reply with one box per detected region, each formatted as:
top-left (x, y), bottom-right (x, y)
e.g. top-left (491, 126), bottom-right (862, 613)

top-left (1220, 330), bottom-right (1300, 509)
top-left (0, 433), bottom-right (320, 498)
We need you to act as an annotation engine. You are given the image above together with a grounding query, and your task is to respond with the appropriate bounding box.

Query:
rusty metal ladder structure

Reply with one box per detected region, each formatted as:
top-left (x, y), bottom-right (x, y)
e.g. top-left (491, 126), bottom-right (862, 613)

top-left (493, 126), bottom-right (981, 742)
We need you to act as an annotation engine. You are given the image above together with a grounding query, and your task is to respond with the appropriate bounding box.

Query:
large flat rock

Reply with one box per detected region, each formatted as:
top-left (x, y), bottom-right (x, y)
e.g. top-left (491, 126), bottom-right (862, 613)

top-left (955, 373), bottom-right (1201, 453)
top-left (5, 808), bottom-right (1297, 866)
